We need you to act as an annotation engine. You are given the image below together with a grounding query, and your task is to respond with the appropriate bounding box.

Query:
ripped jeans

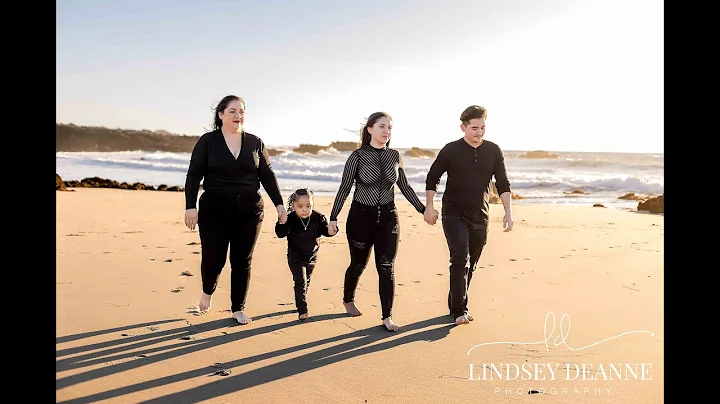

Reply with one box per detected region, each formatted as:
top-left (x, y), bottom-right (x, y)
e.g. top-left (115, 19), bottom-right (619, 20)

top-left (343, 200), bottom-right (399, 320)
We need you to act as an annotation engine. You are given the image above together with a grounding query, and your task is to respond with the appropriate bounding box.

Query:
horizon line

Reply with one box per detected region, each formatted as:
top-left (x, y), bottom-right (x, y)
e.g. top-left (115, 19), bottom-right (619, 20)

top-left (56, 122), bottom-right (664, 155)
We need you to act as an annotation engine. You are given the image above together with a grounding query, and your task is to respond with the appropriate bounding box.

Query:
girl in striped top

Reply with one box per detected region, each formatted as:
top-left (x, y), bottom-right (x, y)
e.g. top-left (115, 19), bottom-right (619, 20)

top-left (328, 112), bottom-right (426, 331)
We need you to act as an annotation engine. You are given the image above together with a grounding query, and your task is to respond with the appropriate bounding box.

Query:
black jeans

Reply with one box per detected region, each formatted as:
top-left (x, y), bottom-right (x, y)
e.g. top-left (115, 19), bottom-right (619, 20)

top-left (288, 253), bottom-right (316, 315)
top-left (197, 191), bottom-right (264, 313)
top-left (343, 200), bottom-right (399, 320)
top-left (441, 212), bottom-right (488, 319)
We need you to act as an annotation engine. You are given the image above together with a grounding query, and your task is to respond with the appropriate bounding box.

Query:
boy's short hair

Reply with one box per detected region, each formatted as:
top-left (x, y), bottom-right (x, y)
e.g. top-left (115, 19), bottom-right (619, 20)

top-left (460, 105), bottom-right (488, 125)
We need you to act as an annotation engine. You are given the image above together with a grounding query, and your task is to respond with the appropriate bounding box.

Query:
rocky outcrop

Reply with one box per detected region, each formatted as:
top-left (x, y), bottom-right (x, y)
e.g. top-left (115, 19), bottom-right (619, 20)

top-left (404, 147), bottom-right (435, 158)
top-left (637, 194), bottom-right (663, 213)
top-left (294, 141), bottom-right (359, 154)
top-left (56, 174), bottom-right (184, 191)
top-left (564, 190), bottom-right (588, 195)
top-left (56, 174), bottom-right (68, 191)
top-left (56, 123), bottom-right (199, 152)
top-left (520, 150), bottom-right (558, 159)
top-left (293, 144), bottom-right (327, 154)
top-left (267, 148), bottom-right (283, 157)
top-left (618, 193), bottom-right (644, 200)
top-left (329, 141), bottom-right (358, 152)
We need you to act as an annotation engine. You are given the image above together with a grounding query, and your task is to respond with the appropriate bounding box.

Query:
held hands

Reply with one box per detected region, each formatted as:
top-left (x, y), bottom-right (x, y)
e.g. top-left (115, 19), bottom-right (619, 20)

top-left (185, 208), bottom-right (198, 231)
top-left (276, 205), bottom-right (288, 224)
top-left (328, 220), bottom-right (338, 236)
top-left (503, 212), bottom-right (514, 232)
top-left (423, 207), bottom-right (439, 225)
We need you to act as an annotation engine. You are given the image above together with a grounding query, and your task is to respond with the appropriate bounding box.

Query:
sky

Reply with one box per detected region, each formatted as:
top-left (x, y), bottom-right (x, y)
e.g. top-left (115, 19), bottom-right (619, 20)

top-left (56, 0), bottom-right (664, 153)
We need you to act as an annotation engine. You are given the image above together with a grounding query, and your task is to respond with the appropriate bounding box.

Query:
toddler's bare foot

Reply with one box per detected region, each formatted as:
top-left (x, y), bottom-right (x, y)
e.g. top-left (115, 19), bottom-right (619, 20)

top-left (232, 311), bottom-right (252, 325)
top-left (343, 301), bottom-right (362, 316)
top-left (383, 317), bottom-right (399, 332)
top-left (299, 313), bottom-right (309, 321)
top-left (455, 314), bottom-right (470, 325)
top-left (199, 293), bottom-right (212, 312)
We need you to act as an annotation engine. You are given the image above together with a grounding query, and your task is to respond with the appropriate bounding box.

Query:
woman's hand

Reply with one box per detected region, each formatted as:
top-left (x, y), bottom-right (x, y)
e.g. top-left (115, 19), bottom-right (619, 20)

top-left (185, 208), bottom-right (198, 230)
top-left (276, 205), bottom-right (288, 224)
top-left (328, 220), bottom-right (338, 236)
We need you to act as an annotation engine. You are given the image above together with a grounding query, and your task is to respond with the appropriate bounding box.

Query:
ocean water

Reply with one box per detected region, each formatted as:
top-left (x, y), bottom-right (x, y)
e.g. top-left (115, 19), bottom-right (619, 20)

top-left (56, 147), bottom-right (663, 210)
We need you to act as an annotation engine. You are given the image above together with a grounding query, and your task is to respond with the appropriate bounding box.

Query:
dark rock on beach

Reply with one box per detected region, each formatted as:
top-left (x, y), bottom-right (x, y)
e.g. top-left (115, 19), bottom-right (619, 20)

top-left (637, 194), bottom-right (663, 214)
top-left (56, 174), bottom-right (184, 192)
top-left (56, 174), bottom-right (68, 191)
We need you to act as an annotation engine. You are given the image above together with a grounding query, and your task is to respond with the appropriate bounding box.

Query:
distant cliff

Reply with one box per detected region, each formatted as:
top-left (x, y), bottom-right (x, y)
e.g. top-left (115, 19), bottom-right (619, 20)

top-left (56, 123), bottom-right (200, 152)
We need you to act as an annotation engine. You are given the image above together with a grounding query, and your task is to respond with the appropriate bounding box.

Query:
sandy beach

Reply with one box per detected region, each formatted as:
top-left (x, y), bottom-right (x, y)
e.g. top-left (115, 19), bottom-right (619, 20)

top-left (56, 188), bottom-right (663, 404)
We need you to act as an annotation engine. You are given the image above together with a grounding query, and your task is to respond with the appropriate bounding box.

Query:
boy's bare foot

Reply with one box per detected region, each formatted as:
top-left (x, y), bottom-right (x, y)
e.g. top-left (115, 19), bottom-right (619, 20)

top-left (455, 314), bottom-right (470, 325)
top-left (383, 317), bottom-right (399, 332)
top-left (232, 311), bottom-right (252, 325)
top-left (199, 293), bottom-right (212, 312)
top-left (343, 301), bottom-right (362, 316)
top-left (299, 312), bottom-right (309, 320)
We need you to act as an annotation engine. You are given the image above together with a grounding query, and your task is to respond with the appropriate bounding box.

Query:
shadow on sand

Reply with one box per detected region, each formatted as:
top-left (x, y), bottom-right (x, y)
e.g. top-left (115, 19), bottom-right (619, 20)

top-left (57, 310), bottom-right (454, 403)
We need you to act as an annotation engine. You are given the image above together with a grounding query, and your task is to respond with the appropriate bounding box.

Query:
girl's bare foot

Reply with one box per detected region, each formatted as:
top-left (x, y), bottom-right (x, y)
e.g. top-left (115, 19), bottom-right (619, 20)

top-left (343, 301), bottom-right (362, 316)
top-left (383, 317), bottom-right (399, 332)
top-left (299, 313), bottom-right (309, 321)
top-left (455, 314), bottom-right (470, 325)
top-left (199, 293), bottom-right (212, 312)
top-left (232, 311), bottom-right (252, 325)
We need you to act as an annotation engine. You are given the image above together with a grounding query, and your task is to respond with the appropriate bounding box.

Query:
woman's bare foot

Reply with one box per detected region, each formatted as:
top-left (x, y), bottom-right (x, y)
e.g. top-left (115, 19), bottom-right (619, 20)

top-left (232, 311), bottom-right (252, 325)
top-left (299, 313), bottom-right (309, 321)
top-left (455, 314), bottom-right (470, 325)
top-left (383, 317), bottom-right (399, 332)
top-left (198, 293), bottom-right (212, 312)
top-left (467, 314), bottom-right (474, 321)
top-left (343, 301), bottom-right (362, 316)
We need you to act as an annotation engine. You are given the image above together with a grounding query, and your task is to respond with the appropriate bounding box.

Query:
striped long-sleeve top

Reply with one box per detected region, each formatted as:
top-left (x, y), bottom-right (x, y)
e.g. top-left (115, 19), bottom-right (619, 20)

top-left (329, 145), bottom-right (426, 221)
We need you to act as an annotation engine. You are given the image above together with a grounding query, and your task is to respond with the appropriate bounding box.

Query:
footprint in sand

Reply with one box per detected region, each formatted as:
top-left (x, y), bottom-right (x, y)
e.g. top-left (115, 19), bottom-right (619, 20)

top-left (323, 287), bottom-right (331, 291)
top-left (509, 258), bottom-right (517, 261)
top-left (398, 283), bottom-right (406, 286)
top-left (212, 369), bottom-right (232, 376)
top-left (180, 271), bottom-right (194, 276)
top-left (171, 286), bottom-right (185, 293)
top-left (192, 252), bottom-right (200, 254)
top-left (278, 302), bottom-right (293, 306)
top-left (412, 280), bottom-right (420, 283)
top-left (164, 259), bottom-right (173, 263)
top-left (187, 242), bottom-right (199, 245)
top-left (437, 273), bottom-right (444, 276)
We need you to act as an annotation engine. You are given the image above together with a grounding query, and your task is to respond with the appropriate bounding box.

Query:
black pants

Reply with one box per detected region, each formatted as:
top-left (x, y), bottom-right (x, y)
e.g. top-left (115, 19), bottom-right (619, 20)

top-left (197, 191), bottom-right (264, 313)
top-left (343, 200), bottom-right (399, 320)
top-left (441, 212), bottom-right (488, 319)
top-left (288, 253), bottom-right (316, 315)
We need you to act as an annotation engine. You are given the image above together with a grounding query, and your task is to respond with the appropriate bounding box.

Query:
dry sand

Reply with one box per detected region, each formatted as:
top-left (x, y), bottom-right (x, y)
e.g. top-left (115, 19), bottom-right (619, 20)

top-left (56, 188), bottom-right (663, 403)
